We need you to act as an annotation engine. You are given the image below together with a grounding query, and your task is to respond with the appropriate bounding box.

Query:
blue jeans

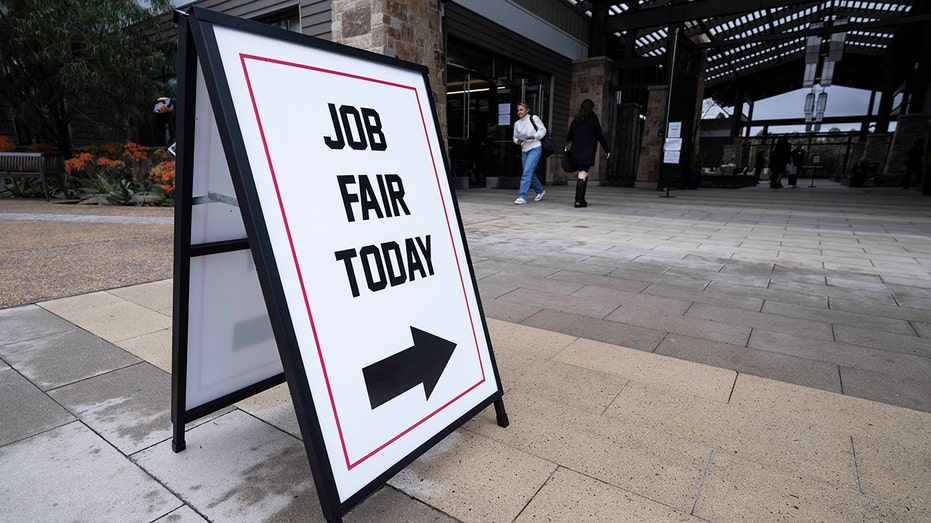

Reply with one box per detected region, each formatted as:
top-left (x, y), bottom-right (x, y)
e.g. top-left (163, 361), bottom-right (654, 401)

top-left (520, 147), bottom-right (545, 199)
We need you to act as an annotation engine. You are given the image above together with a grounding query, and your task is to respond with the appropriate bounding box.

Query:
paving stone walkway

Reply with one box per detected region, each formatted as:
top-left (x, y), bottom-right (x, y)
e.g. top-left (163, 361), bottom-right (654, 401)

top-left (1, 180), bottom-right (929, 521)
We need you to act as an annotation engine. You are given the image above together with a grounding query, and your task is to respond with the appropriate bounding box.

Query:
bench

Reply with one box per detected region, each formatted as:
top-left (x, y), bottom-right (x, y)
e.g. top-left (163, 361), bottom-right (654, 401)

top-left (696, 167), bottom-right (756, 188)
top-left (0, 152), bottom-right (49, 200)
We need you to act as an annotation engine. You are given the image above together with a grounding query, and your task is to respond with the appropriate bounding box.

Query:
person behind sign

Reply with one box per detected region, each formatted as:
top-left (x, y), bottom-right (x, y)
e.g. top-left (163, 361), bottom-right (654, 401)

top-left (566, 98), bottom-right (610, 208)
top-left (769, 137), bottom-right (791, 189)
top-left (153, 96), bottom-right (176, 114)
top-left (512, 102), bottom-right (546, 205)
top-left (153, 96), bottom-right (177, 145)
top-left (788, 142), bottom-right (805, 187)
top-left (754, 149), bottom-right (766, 178)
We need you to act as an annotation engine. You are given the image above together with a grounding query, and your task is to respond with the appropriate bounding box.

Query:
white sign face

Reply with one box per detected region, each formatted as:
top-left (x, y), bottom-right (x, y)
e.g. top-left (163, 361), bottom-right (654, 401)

top-left (209, 25), bottom-right (500, 501)
top-left (185, 58), bottom-right (282, 410)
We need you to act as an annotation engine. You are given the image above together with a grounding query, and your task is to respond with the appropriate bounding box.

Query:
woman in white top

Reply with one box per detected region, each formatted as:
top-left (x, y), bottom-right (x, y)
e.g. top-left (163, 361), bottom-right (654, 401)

top-left (511, 102), bottom-right (546, 204)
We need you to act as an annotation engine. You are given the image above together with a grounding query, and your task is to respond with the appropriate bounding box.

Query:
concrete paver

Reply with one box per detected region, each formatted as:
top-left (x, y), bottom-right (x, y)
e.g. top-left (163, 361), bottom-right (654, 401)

top-left (1, 421), bottom-right (184, 521)
top-left (1, 181), bottom-right (930, 521)
top-left (48, 362), bottom-right (173, 455)
top-left (695, 452), bottom-right (922, 522)
top-left (135, 410), bottom-right (324, 522)
top-left (514, 466), bottom-right (698, 522)
top-left (389, 430), bottom-right (558, 522)
top-left (0, 363), bottom-right (75, 446)
top-left (0, 326), bottom-right (140, 390)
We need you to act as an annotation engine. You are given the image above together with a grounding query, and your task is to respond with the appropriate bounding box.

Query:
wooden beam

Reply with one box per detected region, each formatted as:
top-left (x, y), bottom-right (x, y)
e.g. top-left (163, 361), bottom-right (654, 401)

top-left (604, 0), bottom-right (820, 34)
top-left (696, 13), bottom-right (931, 49)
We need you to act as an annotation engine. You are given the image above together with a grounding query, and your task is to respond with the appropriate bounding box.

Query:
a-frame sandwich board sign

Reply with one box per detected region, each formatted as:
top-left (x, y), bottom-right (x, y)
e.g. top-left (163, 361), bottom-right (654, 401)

top-left (170, 7), bottom-right (508, 522)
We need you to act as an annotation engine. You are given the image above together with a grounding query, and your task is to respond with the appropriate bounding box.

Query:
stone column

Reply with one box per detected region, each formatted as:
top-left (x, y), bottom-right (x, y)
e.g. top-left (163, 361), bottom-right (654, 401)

top-left (635, 85), bottom-right (667, 188)
top-left (569, 57), bottom-right (615, 183)
top-left (859, 134), bottom-right (892, 170)
top-left (883, 113), bottom-right (931, 177)
top-left (331, 0), bottom-right (446, 142)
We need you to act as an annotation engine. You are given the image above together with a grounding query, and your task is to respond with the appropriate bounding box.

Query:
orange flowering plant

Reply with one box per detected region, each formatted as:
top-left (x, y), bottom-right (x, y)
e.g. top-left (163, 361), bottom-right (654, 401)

top-left (64, 152), bottom-right (128, 183)
top-left (64, 152), bottom-right (94, 178)
top-left (149, 160), bottom-right (176, 196)
top-left (63, 142), bottom-right (174, 205)
top-left (148, 146), bottom-right (176, 198)
top-left (0, 136), bottom-right (15, 152)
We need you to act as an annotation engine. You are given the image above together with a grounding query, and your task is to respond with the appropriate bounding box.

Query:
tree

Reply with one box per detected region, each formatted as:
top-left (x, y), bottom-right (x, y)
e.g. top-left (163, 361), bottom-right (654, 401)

top-left (701, 98), bottom-right (729, 120)
top-left (0, 0), bottom-right (175, 158)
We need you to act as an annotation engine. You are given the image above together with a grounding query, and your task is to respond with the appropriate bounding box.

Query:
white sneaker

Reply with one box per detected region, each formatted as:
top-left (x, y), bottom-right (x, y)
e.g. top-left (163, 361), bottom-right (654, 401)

top-left (534, 190), bottom-right (546, 201)
top-left (514, 197), bottom-right (527, 205)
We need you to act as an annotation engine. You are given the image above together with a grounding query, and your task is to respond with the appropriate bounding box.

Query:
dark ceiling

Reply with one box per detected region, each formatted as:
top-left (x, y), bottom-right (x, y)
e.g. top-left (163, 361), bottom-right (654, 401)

top-left (569, 0), bottom-right (930, 109)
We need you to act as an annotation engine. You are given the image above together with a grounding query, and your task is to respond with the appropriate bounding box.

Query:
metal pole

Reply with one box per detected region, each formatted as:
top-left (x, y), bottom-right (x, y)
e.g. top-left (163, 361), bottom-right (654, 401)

top-left (660, 25), bottom-right (680, 195)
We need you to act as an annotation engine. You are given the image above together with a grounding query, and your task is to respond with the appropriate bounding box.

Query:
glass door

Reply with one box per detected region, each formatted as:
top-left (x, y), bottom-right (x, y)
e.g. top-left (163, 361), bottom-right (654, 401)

top-left (446, 65), bottom-right (495, 186)
top-left (445, 42), bottom-right (550, 185)
top-left (446, 79), bottom-right (547, 184)
top-left (445, 37), bottom-right (552, 185)
top-left (481, 80), bottom-right (543, 181)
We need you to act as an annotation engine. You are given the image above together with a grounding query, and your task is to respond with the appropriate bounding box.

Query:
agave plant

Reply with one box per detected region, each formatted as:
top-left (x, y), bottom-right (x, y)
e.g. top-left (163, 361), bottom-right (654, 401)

top-left (0, 177), bottom-right (44, 198)
top-left (87, 174), bottom-right (136, 205)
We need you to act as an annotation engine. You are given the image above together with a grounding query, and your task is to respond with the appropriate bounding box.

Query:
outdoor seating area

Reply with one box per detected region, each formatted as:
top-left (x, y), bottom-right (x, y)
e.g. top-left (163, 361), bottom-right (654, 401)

top-left (0, 152), bottom-right (49, 201)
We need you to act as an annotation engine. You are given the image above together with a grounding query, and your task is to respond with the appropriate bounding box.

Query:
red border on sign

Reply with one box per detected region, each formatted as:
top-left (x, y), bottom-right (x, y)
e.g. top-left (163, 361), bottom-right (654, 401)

top-left (239, 54), bottom-right (486, 471)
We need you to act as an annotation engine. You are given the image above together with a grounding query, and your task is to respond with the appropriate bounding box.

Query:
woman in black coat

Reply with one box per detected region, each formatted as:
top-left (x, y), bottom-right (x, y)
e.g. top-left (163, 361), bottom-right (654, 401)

top-left (769, 137), bottom-right (791, 189)
top-left (566, 99), bottom-right (611, 207)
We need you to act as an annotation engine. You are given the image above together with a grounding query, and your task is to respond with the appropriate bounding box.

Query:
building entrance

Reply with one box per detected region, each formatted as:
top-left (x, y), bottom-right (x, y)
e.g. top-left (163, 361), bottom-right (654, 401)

top-left (446, 39), bottom-right (550, 187)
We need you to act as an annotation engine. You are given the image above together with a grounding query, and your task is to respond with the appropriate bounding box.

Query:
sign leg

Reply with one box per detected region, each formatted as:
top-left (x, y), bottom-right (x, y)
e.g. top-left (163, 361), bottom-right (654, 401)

top-left (494, 398), bottom-right (509, 427)
top-left (172, 424), bottom-right (186, 453)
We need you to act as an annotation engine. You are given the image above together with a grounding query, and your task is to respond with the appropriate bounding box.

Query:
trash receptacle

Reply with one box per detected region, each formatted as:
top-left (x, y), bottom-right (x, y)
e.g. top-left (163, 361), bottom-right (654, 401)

top-left (689, 171), bottom-right (700, 190)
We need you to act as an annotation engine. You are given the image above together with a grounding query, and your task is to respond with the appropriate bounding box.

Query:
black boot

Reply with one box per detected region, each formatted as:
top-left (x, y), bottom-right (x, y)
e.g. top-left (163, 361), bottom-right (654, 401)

top-left (574, 179), bottom-right (588, 208)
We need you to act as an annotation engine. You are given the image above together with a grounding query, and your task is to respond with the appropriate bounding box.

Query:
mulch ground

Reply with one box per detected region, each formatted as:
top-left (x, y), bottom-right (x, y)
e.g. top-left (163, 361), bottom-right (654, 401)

top-left (0, 199), bottom-right (174, 309)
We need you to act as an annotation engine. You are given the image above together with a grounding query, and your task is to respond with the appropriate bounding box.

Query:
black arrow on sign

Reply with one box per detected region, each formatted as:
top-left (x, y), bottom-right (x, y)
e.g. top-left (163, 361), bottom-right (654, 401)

top-left (362, 327), bottom-right (457, 410)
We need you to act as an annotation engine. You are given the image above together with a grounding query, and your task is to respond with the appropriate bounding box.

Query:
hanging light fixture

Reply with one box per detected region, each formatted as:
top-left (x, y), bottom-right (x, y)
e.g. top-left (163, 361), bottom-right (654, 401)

top-left (801, 10), bottom-right (847, 130)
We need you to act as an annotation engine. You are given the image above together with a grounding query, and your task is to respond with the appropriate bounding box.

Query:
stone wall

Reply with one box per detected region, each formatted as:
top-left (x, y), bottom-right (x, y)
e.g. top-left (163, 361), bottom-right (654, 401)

top-left (859, 134), bottom-right (892, 169)
top-left (635, 85), bottom-right (667, 188)
top-left (610, 103), bottom-right (643, 186)
top-left (331, 0), bottom-right (446, 141)
top-left (569, 57), bottom-right (615, 182)
top-left (884, 113), bottom-right (931, 176)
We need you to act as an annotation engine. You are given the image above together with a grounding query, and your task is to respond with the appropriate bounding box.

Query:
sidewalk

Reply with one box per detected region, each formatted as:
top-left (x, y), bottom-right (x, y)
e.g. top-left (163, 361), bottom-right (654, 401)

top-left (1, 180), bottom-right (930, 522)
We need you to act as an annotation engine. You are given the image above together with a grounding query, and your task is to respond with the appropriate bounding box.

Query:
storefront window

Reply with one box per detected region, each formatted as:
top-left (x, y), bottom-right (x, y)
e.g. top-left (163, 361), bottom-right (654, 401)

top-left (257, 7), bottom-right (300, 33)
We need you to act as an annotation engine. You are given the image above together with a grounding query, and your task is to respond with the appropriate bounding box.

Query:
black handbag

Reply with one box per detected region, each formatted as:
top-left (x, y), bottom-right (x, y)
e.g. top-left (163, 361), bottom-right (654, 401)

top-left (529, 115), bottom-right (555, 158)
top-left (561, 154), bottom-right (575, 173)
top-left (561, 143), bottom-right (575, 172)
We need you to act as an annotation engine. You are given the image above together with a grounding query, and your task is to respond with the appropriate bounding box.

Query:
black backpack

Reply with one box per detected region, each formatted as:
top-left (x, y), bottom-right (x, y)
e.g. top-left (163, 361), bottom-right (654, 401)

top-left (529, 115), bottom-right (555, 158)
